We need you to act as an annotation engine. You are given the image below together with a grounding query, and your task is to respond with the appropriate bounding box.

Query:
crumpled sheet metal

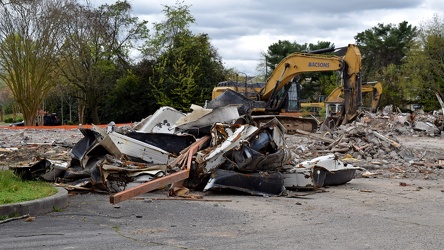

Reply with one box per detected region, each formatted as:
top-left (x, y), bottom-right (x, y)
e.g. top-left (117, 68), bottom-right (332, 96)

top-left (80, 134), bottom-right (121, 169)
top-left (10, 158), bottom-right (67, 181)
top-left (227, 118), bottom-right (291, 172)
top-left (69, 128), bottom-right (102, 161)
top-left (197, 123), bottom-right (258, 173)
top-left (125, 132), bottom-right (195, 156)
top-left (196, 118), bottom-right (290, 173)
top-left (55, 121), bottom-right (196, 193)
top-left (174, 104), bottom-right (242, 137)
top-left (188, 118), bottom-right (290, 196)
top-left (282, 154), bottom-right (361, 189)
top-left (203, 169), bottom-right (286, 196)
top-left (70, 154), bottom-right (169, 193)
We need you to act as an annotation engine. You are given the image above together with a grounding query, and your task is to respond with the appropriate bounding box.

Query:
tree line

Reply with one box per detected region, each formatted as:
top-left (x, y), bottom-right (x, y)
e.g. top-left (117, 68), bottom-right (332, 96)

top-left (0, 0), bottom-right (442, 125)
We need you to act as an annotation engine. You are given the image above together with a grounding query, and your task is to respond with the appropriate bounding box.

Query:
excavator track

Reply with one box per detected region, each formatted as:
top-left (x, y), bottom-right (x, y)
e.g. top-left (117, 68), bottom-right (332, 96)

top-left (252, 115), bottom-right (318, 134)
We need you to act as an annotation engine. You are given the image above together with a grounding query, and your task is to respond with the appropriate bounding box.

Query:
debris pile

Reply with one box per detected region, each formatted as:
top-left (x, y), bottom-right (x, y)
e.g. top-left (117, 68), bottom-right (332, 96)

top-left (6, 105), bottom-right (306, 201)
top-left (287, 109), bottom-right (444, 180)
top-left (2, 105), bottom-right (444, 203)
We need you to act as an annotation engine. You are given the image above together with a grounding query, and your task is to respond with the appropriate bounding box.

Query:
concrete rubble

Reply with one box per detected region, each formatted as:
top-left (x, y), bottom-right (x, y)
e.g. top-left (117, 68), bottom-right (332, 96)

top-left (2, 104), bottom-right (444, 204)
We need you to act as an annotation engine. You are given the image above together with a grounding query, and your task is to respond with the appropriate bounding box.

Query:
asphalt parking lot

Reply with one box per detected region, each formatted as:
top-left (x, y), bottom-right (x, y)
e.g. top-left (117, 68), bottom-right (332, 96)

top-left (1, 177), bottom-right (444, 250)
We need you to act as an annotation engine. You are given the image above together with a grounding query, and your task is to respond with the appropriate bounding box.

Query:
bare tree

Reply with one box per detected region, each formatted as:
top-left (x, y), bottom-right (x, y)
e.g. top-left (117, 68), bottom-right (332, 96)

top-left (57, 0), bottom-right (148, 124)
top-left (0, 0), bottom-right (69, 125)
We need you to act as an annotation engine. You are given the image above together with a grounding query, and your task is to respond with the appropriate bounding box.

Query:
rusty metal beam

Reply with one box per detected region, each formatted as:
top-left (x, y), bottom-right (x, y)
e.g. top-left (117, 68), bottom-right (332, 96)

top-left (109, 136), bottom-right (210, 204)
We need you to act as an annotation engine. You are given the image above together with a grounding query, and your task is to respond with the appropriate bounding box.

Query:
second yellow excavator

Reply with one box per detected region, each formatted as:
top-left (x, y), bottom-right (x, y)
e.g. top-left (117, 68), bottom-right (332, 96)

top-left (301, 81), bottom-right (383, 115)
top-left (207, 44), bottom-right (362, 133)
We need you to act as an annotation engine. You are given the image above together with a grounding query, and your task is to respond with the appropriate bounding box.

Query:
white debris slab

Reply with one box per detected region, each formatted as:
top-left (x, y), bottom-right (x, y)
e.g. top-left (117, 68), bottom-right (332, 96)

top-left (108, 132), bottom-right (174, 164)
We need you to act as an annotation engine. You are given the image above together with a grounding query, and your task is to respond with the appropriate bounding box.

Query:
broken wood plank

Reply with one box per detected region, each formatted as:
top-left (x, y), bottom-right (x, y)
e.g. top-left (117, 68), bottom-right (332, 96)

top-left (372, 131), bottom-right (401, 148)
top-left (327, 135), bottom-right (344, 150)
top-left (295, 129), bottom-right (335, 143)
top-left (110, 169), bottom-right (190, 204)
top-left (352, 143), bottom-right (370, 152)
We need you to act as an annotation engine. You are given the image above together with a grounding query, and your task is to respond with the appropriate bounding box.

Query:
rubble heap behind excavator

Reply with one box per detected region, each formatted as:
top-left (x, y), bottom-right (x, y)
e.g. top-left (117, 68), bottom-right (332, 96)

top-left (208, 44), bottom-right (363, 133)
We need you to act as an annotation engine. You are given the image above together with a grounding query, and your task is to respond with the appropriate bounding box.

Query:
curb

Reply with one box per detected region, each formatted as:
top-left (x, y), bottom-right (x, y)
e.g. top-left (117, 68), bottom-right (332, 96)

top-left (0, 187), bottom-right (68, 217)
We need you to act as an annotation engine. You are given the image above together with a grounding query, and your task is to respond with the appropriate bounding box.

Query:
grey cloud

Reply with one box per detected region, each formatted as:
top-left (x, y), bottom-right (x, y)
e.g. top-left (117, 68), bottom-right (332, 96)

top-left (93, 0), bottom-right (435, 75)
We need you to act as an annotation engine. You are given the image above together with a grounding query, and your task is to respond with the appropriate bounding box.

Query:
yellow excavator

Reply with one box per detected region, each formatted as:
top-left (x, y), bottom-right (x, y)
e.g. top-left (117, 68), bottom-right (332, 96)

top-left (207, 44), bottom-right (362, 133)
top-left (301, 81), bottom-right (383, 115)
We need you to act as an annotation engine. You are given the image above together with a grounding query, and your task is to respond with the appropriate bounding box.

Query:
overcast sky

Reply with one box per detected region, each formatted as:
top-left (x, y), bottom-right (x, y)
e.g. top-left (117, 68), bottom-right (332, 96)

top-left (94, 0), bottom-right (442, 76)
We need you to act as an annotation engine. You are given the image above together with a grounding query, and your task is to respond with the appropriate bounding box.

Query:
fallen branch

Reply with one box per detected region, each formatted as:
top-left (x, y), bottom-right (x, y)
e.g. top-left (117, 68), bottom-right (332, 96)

top-left (0, 214), bottom-right (30, 224)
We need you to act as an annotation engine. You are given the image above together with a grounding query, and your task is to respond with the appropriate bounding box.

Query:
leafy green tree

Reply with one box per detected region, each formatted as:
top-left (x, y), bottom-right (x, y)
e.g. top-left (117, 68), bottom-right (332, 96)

top-left (355, 21), bottom-right (417, 81)
top-left (0, 0), bottom-right (68, 126)
top-left (145, 1), bottom-right (227, 111)
top-left (354, 21), bottom-right (418, 109)
top-left (105, 61), bottom-right (157, 123)
top-left (401, 14), bottom-right (444, 111)
top-left (150, 51), bottom-right (201, 112)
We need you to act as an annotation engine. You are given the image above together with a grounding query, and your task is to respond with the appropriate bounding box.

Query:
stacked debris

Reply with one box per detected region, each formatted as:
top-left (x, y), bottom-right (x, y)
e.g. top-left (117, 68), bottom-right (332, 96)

top-left (287, 108), bottom-right (444, 180)
top-left (11, 105), bottom-right (322, 201)
top-left (11, 104), bottom-right (443, 201)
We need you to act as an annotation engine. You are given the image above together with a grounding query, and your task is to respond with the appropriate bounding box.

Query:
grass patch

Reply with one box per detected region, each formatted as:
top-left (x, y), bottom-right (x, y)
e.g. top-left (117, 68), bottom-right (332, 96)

top-left (0, 170), bottom-right (57, 205)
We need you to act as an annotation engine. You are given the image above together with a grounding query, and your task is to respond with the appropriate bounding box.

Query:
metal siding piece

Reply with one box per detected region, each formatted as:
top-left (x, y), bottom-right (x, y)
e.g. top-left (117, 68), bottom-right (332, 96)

top-left (108, 132), bottom-right (173, 164)
top-left (203, 125), bottom-right (258, 172)
top-left (135, 106), bottom-right (185, 134)
top-left (175, 105), bottom-right (241, 131)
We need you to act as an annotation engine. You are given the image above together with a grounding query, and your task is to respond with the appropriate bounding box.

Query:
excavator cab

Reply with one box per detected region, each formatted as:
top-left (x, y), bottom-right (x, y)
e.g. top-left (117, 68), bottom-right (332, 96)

top-left (284, 81), bottom-right (301, 112)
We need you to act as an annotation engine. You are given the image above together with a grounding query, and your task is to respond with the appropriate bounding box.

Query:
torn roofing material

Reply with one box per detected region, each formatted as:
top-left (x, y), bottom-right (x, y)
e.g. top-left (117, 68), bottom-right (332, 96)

top-left (203, 169), bottom-right (285, 197)
top-left (206, 88), bottom-right (266, 116)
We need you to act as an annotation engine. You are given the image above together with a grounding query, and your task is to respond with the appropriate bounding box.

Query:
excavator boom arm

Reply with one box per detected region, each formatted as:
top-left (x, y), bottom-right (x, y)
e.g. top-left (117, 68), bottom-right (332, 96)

top-left (261, 53), bottom-right (343, 100)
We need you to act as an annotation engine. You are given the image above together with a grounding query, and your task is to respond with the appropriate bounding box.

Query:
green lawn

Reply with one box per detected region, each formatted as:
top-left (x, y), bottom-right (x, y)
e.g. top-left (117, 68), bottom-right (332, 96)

top-left (0, 170), bottom-right (57, 205)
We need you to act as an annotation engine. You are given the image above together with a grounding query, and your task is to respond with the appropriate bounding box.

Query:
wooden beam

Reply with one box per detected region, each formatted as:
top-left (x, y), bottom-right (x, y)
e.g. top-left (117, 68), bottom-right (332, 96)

top-left (295, 129), bottom-right (335, 143)
top-left (110, 169), bottom-right (190, 204)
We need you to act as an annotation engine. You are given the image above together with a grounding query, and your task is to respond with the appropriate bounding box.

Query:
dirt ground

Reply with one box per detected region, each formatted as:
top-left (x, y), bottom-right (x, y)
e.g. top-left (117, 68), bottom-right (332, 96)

top-left (0, 128), bottom-right (83, 170)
